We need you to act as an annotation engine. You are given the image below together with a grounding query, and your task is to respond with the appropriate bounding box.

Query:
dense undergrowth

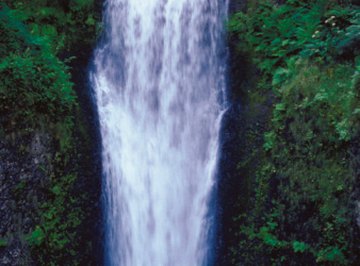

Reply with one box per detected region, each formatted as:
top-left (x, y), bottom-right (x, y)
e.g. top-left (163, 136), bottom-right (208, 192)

top-left (228, 0), bottom-right (359, 265)
top-left (0, 0), bottom-right (101, 264)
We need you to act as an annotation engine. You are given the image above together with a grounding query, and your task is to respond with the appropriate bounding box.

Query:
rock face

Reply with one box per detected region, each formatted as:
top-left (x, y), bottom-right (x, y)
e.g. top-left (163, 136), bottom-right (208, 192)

top-left (0, 1), bottom-right (103, 264)
top-left (217, 1), bottom-right (360, 264)
top-left (0, 133), bottom-right (52, 265)
top-left (356, 201), bottom-right (360, 228)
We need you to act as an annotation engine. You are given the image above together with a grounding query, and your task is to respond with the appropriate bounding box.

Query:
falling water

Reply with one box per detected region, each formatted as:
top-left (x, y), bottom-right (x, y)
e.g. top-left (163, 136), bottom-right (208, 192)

top-left (91, 0), bottom-right (228, 265)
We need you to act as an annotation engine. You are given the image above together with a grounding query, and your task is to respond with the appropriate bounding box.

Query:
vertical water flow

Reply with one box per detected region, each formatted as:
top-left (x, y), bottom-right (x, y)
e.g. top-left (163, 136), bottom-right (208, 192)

top-left (91, 0), bottom-right (228, 265)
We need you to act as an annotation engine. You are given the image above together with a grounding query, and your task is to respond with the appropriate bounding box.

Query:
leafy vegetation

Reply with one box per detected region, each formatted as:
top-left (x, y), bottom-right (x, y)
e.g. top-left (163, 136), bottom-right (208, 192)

top-left (228, 0), bottom-right (360, 265)
top-left (0, 0), bottom-right (101, 264)
top-left (0, 238), bottom-right (7, 248)
top-left (0, 12), bottom-right (75, 140)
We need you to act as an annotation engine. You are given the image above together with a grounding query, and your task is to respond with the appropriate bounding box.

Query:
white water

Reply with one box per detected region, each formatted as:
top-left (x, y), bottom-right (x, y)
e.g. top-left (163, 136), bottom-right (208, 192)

top-left (91, 0), bottom-right (227, 265)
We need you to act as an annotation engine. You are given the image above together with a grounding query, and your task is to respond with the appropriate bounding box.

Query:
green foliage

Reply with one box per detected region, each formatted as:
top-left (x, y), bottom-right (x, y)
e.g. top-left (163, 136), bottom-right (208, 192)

top-left (292, 241), bottom-right (310, 253)
top-left (0, 0), bottom-right (101, 264)
top-left (27, 226), bottom-right (46, 247)
top-left (0, 4), bottom-right (76, 148)
top-left (228, 1), bottom-right (360, 265)
top-left (2, 0), bottom-right (101, 53)
top-left (316, 246), bottom-right (347, 264)
top-left (31, 174), bottom-right (85, 264)
top-left (263, 131), bottom-right (276, 151)
top-left (0, 238), bottom-right (7, 248)
top-left (229, 0), bottom-right (359, 74)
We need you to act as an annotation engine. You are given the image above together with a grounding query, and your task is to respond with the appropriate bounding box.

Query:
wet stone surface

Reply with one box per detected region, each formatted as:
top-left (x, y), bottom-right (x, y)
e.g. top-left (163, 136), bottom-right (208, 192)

top-left (0, 133), bottom-right (52, 265)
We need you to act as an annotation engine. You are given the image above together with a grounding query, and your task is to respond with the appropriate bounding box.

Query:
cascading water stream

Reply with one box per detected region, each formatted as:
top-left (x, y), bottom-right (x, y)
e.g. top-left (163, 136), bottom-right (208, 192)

top-left (91, 0), bottom-right (228, 265)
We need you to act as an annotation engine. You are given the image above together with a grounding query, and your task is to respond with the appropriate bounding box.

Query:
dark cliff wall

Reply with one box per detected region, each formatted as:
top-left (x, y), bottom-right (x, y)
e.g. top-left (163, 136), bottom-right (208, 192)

top-left (0, 1), bottom-right (104, 264)
top-left (217, 0), bottom-right (360, 265)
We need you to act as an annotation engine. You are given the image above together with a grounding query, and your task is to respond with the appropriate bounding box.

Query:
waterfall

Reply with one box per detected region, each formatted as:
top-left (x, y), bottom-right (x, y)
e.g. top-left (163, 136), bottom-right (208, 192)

top-left (91, 0), bottom-right (228, 265)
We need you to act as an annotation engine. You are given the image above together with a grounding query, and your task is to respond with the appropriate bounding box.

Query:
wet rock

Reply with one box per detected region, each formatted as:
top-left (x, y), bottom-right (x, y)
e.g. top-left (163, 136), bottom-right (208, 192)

top-left (0, 133), bottom-right (52, 265)
top-left (356, 201), bottom-right (360, 228)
